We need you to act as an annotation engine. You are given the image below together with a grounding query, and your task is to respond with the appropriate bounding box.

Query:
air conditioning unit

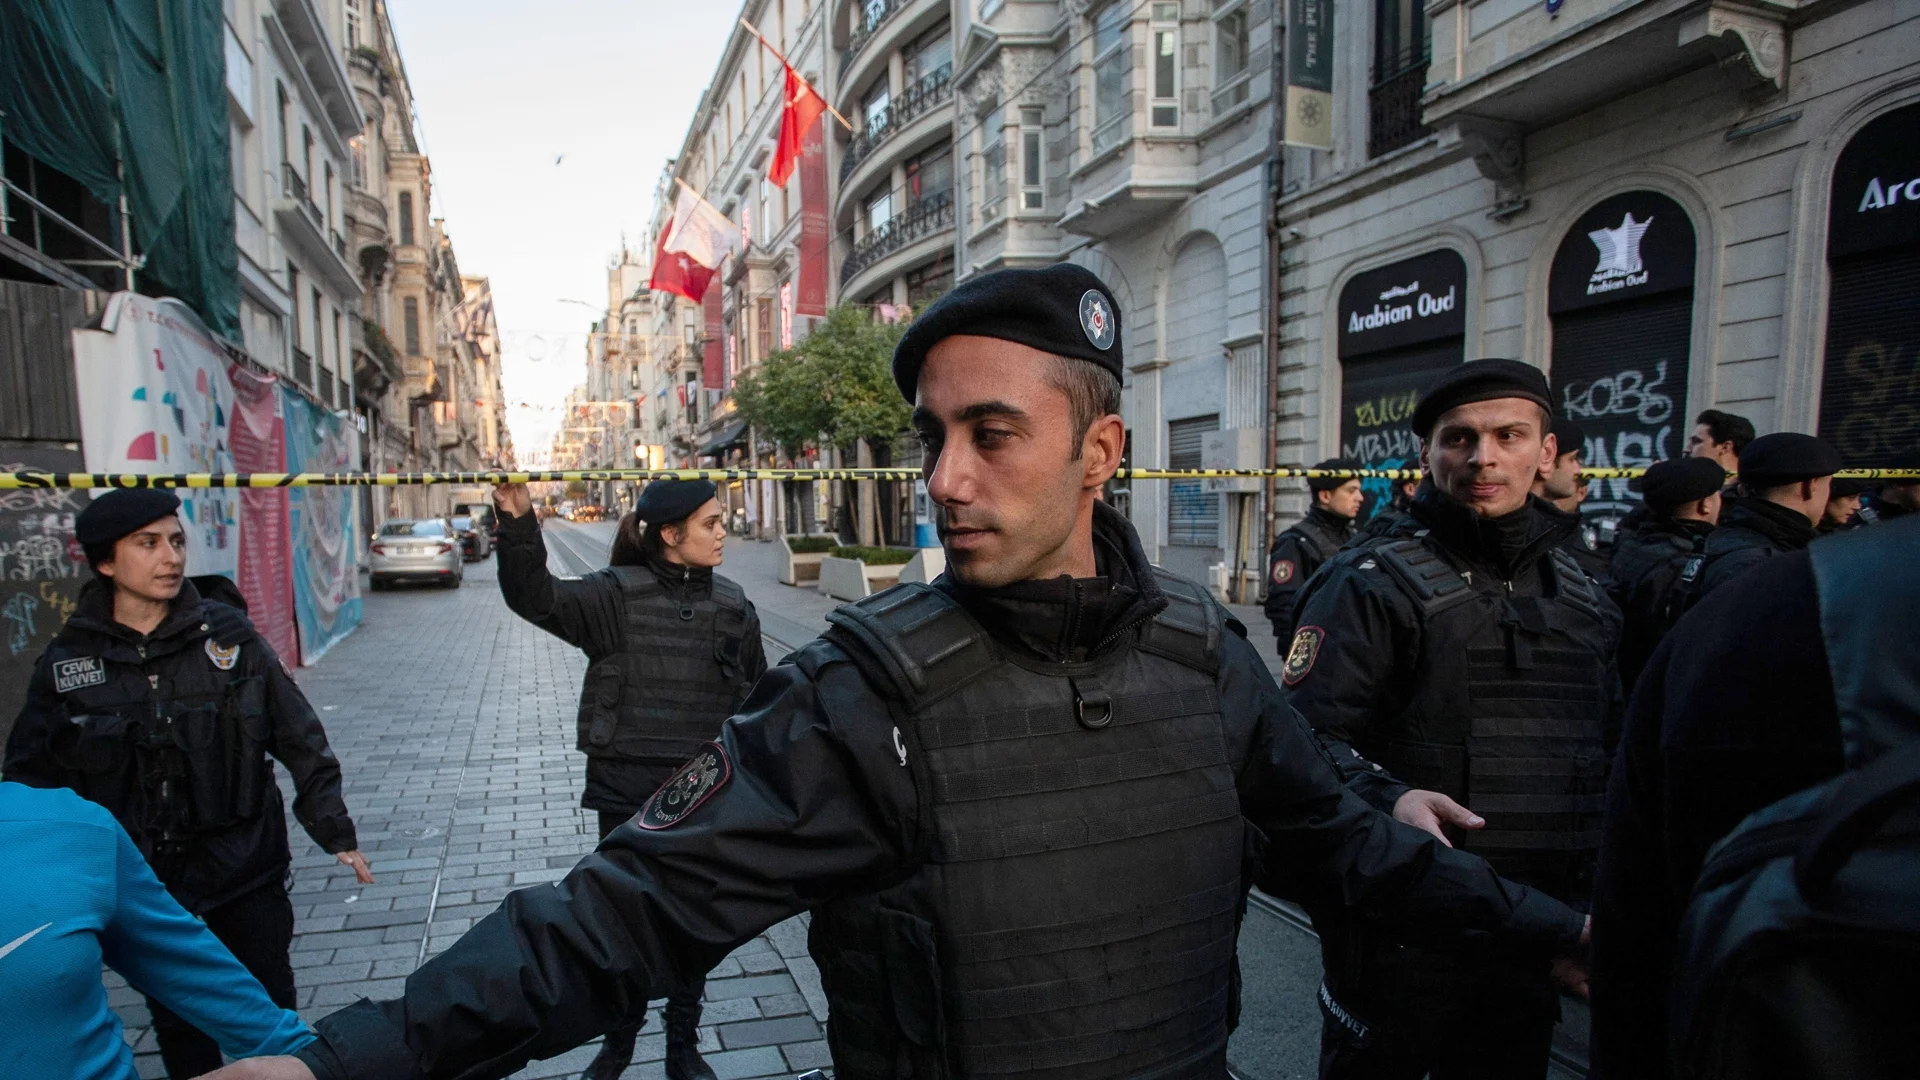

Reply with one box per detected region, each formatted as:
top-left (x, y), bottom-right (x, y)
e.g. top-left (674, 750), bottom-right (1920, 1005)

top-left (1200, 428), bottom-right (1264, 493)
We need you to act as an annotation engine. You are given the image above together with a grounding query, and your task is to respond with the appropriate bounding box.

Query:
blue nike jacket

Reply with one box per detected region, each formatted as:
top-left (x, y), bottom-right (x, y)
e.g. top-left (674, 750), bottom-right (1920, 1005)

top-left (0, 781), bottom-right (312, 1079)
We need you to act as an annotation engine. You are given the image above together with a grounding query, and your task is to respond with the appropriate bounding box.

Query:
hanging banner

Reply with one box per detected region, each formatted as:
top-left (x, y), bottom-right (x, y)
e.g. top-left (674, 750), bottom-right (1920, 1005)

top-left (282, 390), bottom-right (361, 664)
top-left (703, 270), bottom-right (726, 388)
top-left (227, 364), bottom-right (297, 664)
top-left (1284, 0), bottom-right (1334, 148)
top-left (796, 118), bottom-right (829, 316)
top-left (72, 294), bottom-right (240, 577)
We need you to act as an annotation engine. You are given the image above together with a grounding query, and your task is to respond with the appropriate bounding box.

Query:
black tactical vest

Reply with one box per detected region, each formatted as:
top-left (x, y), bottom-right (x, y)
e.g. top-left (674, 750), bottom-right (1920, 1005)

top-left (1362, 537), bottom-right (1614, 887)
top-left (806, 573), bottom-right (1246, 1080)
top-left (574, 565), bottom-right (754, 767)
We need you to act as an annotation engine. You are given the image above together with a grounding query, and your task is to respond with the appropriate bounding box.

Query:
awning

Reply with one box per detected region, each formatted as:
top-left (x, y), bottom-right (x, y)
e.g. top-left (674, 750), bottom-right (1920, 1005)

top-left (697, 419), bottom-right (748, 457)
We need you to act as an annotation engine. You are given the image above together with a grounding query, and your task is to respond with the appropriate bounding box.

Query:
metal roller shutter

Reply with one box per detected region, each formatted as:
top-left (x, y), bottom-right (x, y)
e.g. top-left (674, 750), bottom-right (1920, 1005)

top-left (1819, 246), bottom-right (1920, 469)
top-left (1167, 414), bottom-right (1219, 547)
top-left (1549, 290), bottom-right (1693, 520)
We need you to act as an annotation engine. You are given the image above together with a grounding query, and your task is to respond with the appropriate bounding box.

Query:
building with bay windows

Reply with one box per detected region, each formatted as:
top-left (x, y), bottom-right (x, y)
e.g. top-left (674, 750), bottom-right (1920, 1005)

top-left (1274, 0), bottom-right (1920, 537)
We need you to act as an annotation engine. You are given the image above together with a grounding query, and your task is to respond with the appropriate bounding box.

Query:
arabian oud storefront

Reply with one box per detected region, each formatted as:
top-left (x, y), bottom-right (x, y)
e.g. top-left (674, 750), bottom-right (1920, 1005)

top-left (1336, 248), bottom-right (1467, 519)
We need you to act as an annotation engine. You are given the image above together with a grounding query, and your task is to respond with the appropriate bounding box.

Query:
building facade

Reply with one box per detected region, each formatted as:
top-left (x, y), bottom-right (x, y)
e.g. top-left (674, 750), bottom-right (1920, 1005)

top-left (1274, 0), bottom-right (1920, 531)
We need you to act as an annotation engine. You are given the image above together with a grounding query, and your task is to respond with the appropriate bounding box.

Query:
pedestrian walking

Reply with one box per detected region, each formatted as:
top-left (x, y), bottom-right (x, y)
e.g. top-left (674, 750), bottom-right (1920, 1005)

top-left (3, 489), bottom-right (370, 1080)
top-left (1605, 456), bottom-right (1724, 693)
top-left (1263, 458), bottom-right (1361, 644)
top-left (491, 475), bottom-right (766, 1080)
top-left (202, 266), bottom-right (1588, 1080)
top-left (1691, 432), bottom-right (1841, 601)
top-left (0, 781), bottom-right (316, 1079)
top-left (1535, 416), bottom-right (1609, 580)
top-left (1282, 359), bottom-right (1622, 1080)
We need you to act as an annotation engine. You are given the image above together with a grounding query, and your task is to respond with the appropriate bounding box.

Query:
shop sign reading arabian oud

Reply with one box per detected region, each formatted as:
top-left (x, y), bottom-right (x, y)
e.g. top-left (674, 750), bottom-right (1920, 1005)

top-left (1346, 279), bottom-right (1457, 335)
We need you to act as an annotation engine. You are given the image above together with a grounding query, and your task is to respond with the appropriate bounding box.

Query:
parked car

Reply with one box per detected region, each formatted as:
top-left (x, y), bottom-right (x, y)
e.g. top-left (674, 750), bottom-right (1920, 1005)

top-left (369, 519), bottom-right (463, 589)
top-left (451, 514), bottom-right (492, 561)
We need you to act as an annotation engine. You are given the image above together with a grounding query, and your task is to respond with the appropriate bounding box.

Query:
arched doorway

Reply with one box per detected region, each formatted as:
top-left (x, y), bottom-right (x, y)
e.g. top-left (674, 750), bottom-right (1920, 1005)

top-left (1549, 190), bottom-right (1697, 523)
top-left (1820, 103), bottom-right (1920, 469)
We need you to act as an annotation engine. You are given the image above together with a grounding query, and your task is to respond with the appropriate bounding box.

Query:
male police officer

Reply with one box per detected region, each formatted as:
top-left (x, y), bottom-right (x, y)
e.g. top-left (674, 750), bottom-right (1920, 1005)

top-left (5, 489), bottom-right (370, 1079)
top-left (206, 267), bottom-right (1587, 1080)
top-left (1282, 359), bottom-right (1622, 1080)
top-left (1263, 459), bottom-right (1362, 644)
top-left (1692, 432), bottom-right (1840, 601)
top-left (1606, 456), bottom-right (1724, 694)
top-left (1534, 416), bottom-right (1608, 580)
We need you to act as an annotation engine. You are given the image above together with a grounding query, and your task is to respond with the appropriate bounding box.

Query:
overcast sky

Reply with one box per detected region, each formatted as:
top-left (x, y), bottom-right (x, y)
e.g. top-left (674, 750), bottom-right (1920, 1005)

top-left (386, 0), bottom-right (739, 463)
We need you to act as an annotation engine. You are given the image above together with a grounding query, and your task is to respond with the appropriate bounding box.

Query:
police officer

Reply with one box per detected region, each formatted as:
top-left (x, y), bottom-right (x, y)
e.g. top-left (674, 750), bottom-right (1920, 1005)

top-left (207, 267), bottom-right (1588, 1080)
top-left (1605, 456), bottom-right (1724, 694)
top-left (1282, 359), bottom-right (1622, 1080)
top-left (1263, 459), bottom-right (1362, 644)
top-left (1691, 432), bottom-right (1840, 601)
top-left (1534, 416), bottom-right (1609, 580)
top-left (1857, 477), bottom-right (1916, 524)
top-left (4, 489), bottom-right (369, 1080)
top-left (1818, 477), bottom-right (1867, 534)
top-left (492, 476), bottom-right (765, 1080)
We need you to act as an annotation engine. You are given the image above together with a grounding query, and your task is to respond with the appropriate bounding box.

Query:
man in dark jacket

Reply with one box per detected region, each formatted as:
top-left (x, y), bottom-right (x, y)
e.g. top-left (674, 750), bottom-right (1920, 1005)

top-left (1859, 477), bottom-right (1917, 524)
top-left (1587, 516), bottom-right (1920, 1077)
top-left (1535, 416), bottom-right (1609, 580)
top-left (1692, 432), bottom-right (1840, 600)
top-left (1605, 457), bottom-right (1724, 694)
top-left (203, 266), bottom-right (1588, 1080)
top-left (4, 489), bottom-right (368, 1079)
top-left (1263, 458), bottom-right (1362, 643)
top-left (493, 475), bottom-right (765, 1080)
top-left (1283, 360), bottom-right (1623, 1080)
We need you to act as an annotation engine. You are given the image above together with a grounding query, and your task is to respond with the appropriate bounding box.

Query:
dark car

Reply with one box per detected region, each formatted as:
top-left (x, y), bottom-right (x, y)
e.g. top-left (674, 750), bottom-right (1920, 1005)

top-left (452, 514), bottom-right (492, 561)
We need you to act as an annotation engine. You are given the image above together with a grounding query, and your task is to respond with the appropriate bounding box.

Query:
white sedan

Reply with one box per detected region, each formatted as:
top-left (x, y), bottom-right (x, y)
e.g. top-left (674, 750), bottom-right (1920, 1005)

top-left (369, 519), bottom-right (464, 589)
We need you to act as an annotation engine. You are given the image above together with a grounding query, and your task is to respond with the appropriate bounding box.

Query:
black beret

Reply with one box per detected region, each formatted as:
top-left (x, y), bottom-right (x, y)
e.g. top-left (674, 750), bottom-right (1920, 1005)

top-left (1828, 477), bottom-right (1869, 498)
top-left (76, 489), bottom-right (181, 565)
top-left (1549, 416), bottom-right (1588, 459)
top-left (891, 264), bottom-right (1123, 402)
top-left (1636, 457), bottom-right (1727, 509)
top-left (1410, 359), bottom-right (1554, 438)
top-left (634, 478), bottom-right (717, 525)
top-left (1737, 432), bottom-right (1842, 488)
top-left (1308, 458), bottom-right (1363, 493)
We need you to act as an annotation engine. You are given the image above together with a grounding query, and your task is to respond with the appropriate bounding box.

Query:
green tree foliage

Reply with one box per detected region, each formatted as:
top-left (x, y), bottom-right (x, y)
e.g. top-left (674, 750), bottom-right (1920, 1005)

top-left (733, 304), bottom-right (911, 455)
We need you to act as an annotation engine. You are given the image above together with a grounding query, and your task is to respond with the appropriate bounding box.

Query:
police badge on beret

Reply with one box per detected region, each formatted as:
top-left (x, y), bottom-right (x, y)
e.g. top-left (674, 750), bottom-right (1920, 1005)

top-left (1079, 290), bottom-right (1115, 351)
top-left (640, 743), bottom-right (731, 830)
top-left (1281, 626), bottom-right (1324, 687)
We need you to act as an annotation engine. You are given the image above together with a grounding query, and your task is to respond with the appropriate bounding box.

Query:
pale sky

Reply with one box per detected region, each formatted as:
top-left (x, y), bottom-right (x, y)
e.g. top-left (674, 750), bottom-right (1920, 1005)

top-left (385, 0), bottom-right (740, 463)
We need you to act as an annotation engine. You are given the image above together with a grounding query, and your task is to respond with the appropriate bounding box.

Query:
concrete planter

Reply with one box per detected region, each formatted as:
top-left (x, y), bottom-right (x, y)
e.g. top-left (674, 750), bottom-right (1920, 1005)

top-left (779, 535), bottom-right (834, 585)
top-left (898, 546), bottom-right (946, 585)
top-left (817, 554), bottom-right (910, 601)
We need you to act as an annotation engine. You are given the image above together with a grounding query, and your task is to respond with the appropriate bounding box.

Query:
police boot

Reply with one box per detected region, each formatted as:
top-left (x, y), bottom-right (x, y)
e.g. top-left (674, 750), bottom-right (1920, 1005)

top-left (580, 1025), bottom-right (637, 1080)
top-left (663, 996), bottom-right (716, 1080)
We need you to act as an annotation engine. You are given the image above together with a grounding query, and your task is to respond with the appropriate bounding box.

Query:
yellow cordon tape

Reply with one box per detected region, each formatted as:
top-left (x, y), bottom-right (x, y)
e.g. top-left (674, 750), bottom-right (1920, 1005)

top-left (3, 467), bottom-right (1919, 489)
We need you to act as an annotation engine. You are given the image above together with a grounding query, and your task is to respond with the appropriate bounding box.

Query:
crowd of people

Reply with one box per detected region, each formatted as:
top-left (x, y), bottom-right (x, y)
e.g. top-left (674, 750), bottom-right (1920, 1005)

top-left (2, 262), bottom-right (1914, 1080)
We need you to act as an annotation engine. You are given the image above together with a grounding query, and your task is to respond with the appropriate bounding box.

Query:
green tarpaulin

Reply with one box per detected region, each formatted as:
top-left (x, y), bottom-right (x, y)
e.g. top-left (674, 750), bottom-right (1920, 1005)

top-left (0, 0), bottom-right (239, 338)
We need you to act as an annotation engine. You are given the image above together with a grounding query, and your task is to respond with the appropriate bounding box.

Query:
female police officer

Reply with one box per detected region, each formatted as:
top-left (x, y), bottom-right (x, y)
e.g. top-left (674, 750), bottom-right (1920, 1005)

top-left (491, 477), bottom-right (765, 1080)
top-left (4, 488), bottom-right (370, 1079)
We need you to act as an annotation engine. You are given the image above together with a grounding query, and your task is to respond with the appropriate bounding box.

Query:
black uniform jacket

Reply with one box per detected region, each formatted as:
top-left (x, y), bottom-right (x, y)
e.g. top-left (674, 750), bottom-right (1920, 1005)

top-left (1606, 513), bottom-right (1714, 694)
top-left (1281, 485), bottom-right (1624, 813)
top-left (494, 511), bottom-right (767, 811)
top-left (4, 578), bottom-right (357, 912)
top-left (1589, 549), bottom-right (1844, 1079)
top-left (1263, 507), bottom-right (1353, 637)
top-left (294, 505), bottom-right (1584, 1080)
top-left (1691, 496), bottom-right (1815, 601)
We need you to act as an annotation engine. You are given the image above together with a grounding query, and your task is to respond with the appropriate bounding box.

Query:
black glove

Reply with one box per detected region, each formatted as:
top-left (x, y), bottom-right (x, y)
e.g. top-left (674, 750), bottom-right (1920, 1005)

top-left (202, 602), bottom-right (256, 648)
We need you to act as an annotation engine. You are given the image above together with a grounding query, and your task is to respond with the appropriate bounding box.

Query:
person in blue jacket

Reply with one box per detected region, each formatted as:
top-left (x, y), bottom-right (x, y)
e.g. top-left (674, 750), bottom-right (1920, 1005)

top-left (0, 780), bottom-right (314, 1079)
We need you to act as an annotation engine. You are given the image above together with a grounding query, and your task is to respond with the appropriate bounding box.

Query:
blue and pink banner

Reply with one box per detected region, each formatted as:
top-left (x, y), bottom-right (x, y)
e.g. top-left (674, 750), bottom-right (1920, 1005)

top-left (281, 391), bottom-right (361, 665)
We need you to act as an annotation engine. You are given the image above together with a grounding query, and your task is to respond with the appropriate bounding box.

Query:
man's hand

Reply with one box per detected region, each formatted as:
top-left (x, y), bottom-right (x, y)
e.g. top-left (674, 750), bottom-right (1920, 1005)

top-left (1552, 955), bottom-right (1590, 999)
top-left (1392, 789), bottom-right (1485, 847)
top-left (494, 482), bottom-right (533, 519)
top-left (337, 849), bottom-right (375, 884)
top-left (199, 1057), bottom-right (315, 1079)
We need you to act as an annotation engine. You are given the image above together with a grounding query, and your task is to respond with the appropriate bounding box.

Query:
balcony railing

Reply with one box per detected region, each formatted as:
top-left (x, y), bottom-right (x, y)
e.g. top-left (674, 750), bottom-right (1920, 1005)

top-left (842, 0), bottom-right (908, 76)
top-left (281, 163), bottom-right (324, 233)
top-left (841, 188), bottom-right (953, 286)
top-left (841, 64), bottom-right (952, 182)
top-left (1368, 50), bottom-right (1432, 159)
top-left (292, 346), bottom-right (313, 387)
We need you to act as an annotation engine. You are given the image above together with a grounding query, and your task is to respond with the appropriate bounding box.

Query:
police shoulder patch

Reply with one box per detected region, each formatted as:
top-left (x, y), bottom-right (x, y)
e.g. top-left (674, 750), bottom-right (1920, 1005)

top-left (52, 656), bottom-right (106, 694)
top-left (1271, 558), bottom-right (1297, 585)
top-left (1281, 625), bottom-right (1325, 687)
top-left (639, 743), bottom-right (731, 830)
top-left (205, 640), bottom-right (240, 671)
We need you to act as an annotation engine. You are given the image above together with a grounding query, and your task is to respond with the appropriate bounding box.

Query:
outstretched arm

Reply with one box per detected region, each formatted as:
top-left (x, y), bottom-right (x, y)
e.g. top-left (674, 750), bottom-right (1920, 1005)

top-left (492, 484), bottom-right (623, 655)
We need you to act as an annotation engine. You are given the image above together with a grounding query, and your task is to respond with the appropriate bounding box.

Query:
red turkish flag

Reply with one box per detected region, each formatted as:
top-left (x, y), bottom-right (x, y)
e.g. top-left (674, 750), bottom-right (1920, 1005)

top-left (648, 220), bottom-right (716, 303)
top-left (769, 64), bottom-right (828, 188)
